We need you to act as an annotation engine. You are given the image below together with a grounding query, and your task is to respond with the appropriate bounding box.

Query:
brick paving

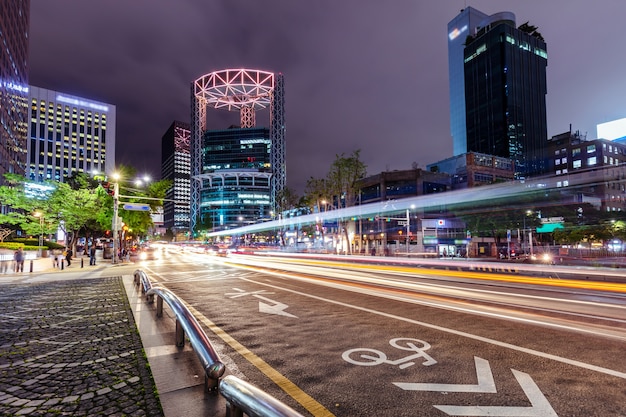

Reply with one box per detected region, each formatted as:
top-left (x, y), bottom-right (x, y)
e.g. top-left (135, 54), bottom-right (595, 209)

top-left (0, 277), bottom-right (163, 416)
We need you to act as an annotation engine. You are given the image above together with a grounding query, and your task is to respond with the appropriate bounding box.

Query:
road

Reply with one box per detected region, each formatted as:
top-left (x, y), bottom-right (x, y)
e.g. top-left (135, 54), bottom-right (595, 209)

top-left (140, 249), bottom-right (626, 417)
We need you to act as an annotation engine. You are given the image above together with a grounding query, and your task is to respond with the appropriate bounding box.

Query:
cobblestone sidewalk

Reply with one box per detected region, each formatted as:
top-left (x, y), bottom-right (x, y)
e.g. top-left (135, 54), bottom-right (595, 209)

top-left (0, 277), bottom-right (163, 416)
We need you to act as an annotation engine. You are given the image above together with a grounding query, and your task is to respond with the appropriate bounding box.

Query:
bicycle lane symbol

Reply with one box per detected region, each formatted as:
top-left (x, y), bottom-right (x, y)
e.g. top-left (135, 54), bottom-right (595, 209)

top-left (342, 338), bottom-right (437, 369)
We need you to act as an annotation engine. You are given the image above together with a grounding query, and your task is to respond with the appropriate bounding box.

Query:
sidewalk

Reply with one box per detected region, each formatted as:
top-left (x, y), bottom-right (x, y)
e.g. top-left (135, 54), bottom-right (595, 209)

top-left (0, 255), bottom-right (223, 417)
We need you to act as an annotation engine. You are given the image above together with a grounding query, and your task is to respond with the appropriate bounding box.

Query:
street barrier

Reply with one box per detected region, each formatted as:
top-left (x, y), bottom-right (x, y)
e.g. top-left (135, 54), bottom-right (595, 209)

top-left (219, 375), bottom-right (305, 417)
top-left (133, 269), bottom-right (304, 416)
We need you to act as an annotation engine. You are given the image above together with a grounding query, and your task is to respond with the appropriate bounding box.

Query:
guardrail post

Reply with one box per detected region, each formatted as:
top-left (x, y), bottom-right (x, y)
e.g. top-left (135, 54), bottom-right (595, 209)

top-left (29, 260), bottom-right (33, 273)
top-left (156, 296), bottom-right (163, 317)
top-left (225, 402), bottom-right (244, 417)
top-left (175, 319), bottom-right (185, 347)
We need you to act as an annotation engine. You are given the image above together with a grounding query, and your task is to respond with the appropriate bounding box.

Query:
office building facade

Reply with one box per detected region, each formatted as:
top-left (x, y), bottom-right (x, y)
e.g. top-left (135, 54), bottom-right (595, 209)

top-left (547, 131), bottom-right (626, 212)
top-left (197, 127), bottom-right (273, 232)
top-left (447, 7), bottom-right (488, 156)
top-left (0, 0), bottom-right (30, 186)
top-left (27, 86), bottom-right (116, 182)
top-left (161, 121), bottom-right (191, 236)
top-left (191, 69), bottom-right (285, 234)
top-left (464, 12), bottom-right (548, 177)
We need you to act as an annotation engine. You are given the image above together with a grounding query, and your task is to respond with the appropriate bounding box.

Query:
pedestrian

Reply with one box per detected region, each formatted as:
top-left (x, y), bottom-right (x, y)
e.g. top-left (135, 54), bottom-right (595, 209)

top-left (89, 246), bottom-right (96, 265)
top-left (370, 246), bottom-right (376, 256)
top-left (0, 248), bottom-right (9, 273)
top-left (65, 247), bottom-right (72, 266)
top-left (52, 249), bottom-right (59, 268)
top-left (14, 247), bottom-right (25, 273)
top-left (57, 250), bottom-right (64, 268)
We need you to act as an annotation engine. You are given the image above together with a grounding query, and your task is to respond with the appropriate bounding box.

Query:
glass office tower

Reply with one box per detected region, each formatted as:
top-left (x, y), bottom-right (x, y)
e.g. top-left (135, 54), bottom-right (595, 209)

top-left (197, 127), bottom-right (272, 232)
top-left (0, 0), bottom-right (30, 186)
top-left (161, 121), bottom-right (191, 236)
top-left (464, 13), bottom-right (548, 177)
top-left (447, 7), bottom-right (488, 157)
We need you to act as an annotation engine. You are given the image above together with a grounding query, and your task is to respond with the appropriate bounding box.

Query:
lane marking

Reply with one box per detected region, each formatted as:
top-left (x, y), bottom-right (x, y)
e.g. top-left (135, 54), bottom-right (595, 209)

top-left (394, 357), bottom-right (495, 392)
top-left (233, 272), bottom-right (626, 380)
top-left (184, 303), bottom-right (334, 417)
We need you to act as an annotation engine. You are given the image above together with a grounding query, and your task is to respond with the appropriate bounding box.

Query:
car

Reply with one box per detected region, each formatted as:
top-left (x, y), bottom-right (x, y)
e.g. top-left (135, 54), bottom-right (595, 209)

top-left (205, 245), bottom-right (221, 255)
top-left (138, 247), bottom-right (160, 261)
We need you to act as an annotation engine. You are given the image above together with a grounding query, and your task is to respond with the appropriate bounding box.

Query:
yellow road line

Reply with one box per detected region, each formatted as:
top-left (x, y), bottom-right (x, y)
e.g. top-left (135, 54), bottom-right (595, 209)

top-left (186, 303), bottom-right (336, 417)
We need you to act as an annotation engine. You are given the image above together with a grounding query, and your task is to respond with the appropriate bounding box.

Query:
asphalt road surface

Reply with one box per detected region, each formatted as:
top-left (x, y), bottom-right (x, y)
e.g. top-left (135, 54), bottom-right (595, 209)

top-left (139, 249), bottom-right (626, 417)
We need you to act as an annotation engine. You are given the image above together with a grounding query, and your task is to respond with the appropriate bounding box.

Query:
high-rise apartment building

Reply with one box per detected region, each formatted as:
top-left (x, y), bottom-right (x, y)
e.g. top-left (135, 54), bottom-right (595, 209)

top-left (27, 86), bottom-right (116, 182)
top-left (447, 7), bottom-right (488, 156)
top-left (463, 12), bottom-right (548, 177)
top-left (0, 0), bottom-right (30, 186)
top-left (161, 121), bottom-right (191, 236)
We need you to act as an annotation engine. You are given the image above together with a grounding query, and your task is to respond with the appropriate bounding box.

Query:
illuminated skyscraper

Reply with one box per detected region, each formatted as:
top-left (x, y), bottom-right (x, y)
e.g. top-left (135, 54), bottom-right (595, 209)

top-left (161, 121), bottom-right (191, 237)
top-left (447, 7), bottom-right (488, 156)
top-left (0, 0), bottom-right (30, 186)
top-left (190, 69), bottom-right (285, 233)
top-left (27, 87), bottom-right (116, 181)
top-left (463, 12), bottom-right (548, 177)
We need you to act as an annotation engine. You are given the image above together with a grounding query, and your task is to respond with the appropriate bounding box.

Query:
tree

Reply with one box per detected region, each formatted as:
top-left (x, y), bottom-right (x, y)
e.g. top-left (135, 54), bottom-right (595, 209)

top-left (304, 177), bottom-right (331, 213)
top-left (0, 173), bottom-right (105, 250)
top-left (326, 150), bottom-right (367, 208)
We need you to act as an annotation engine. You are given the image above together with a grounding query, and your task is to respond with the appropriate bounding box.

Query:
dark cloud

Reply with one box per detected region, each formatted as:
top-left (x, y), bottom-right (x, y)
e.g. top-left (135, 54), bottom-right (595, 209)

top-left (29, 0), bottom-right (626, 192)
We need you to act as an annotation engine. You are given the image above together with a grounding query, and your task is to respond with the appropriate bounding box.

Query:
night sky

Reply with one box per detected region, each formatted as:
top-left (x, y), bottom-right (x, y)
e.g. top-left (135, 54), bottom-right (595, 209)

top-left (28, 0), bottom-right (626, 193)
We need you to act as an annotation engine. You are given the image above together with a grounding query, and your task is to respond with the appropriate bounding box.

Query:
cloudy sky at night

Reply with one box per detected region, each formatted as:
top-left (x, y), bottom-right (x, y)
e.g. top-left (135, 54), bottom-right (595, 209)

top-left (29, 0), bottom-right (626, 193)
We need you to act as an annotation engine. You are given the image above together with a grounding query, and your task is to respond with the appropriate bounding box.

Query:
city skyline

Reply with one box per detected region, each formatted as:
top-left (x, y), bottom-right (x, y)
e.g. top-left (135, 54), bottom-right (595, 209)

top-left (28, 0), bottom-right (626, 193)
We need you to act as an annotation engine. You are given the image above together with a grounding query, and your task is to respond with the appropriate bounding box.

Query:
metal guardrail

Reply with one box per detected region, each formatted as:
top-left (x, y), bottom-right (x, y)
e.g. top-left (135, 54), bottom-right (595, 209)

top-left (133, 270), bottom-right (304, 416)
top-left (219, 375), bottom-right (305, 417)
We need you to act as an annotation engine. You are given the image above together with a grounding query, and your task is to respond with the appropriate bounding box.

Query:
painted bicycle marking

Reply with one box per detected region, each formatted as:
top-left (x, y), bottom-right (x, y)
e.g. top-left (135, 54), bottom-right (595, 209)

top-left (342, 338), bottom-right (437, 369)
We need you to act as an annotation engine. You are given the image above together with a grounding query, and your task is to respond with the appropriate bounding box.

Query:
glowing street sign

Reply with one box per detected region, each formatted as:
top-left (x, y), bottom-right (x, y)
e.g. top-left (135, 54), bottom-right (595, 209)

top-left (122, 203), bottom-right (150, 212)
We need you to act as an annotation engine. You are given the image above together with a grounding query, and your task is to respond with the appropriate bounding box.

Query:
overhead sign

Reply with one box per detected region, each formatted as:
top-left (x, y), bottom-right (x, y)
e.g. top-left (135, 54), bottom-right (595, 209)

top-left (122, 203), bottom-right (151, 212)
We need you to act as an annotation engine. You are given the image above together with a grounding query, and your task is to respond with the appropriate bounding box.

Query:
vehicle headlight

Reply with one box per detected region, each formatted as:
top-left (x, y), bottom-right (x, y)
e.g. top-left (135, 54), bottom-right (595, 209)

top-left (139, 252), bottom-right (147, 260)
top-left (542, 253), bottom-right (552, 262)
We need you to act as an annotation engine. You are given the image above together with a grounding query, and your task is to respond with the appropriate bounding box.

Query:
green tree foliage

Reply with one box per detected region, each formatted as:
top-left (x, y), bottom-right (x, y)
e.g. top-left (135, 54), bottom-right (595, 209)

top-left (326, 150), bottom-right (367, 208)
top-left (0, 173), bottom-right (105, 249)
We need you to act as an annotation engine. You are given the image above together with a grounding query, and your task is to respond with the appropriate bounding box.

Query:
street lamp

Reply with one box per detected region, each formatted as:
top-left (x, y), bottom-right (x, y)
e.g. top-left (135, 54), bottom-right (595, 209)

top-left (33, 211), bottom-right (44, 257)
top-left (111, 173), bottom-right (120, 264)
top-left (405, 205), bottom-right (415, 254)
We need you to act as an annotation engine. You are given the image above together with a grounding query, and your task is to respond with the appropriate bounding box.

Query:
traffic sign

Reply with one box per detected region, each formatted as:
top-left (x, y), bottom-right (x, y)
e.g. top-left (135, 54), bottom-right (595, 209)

top-left (122, 203), bottom-right (151, 212)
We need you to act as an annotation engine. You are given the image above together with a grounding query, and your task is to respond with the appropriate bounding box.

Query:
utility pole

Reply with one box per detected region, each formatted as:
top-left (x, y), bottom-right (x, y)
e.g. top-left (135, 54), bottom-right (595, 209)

top-left (112, 182), bottom-right (119, 264)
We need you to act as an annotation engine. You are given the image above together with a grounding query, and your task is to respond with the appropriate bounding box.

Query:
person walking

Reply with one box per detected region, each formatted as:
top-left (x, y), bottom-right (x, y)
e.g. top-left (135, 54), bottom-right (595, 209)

top-left (65, 247), bottom-right (72, 267)
top-left (89, 246), bottom-right (96, 265)
top-left (0, 248), bottom-right (9, 273)
top-left (14, 247), bottom-right (25, 273)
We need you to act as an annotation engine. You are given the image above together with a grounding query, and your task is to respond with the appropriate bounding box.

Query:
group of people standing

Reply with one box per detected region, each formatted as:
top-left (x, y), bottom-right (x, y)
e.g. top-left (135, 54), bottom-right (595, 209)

top-left (0, 247), bottom-right (25, 273)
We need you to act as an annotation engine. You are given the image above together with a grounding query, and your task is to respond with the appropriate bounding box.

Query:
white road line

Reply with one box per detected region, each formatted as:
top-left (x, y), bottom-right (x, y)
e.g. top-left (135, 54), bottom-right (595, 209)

top-left (237, 275), bottom-right (626, 380)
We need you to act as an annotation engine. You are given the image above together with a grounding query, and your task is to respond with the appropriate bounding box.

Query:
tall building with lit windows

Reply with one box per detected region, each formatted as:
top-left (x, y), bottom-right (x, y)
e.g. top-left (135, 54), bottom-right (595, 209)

top-left (26, 86), bottom-right (116, 182)
top-left (463, 12), bottom-right (548, 177)
top-left (197, 127), bottom-right (273, 232)
top-left (161, 121), bottom-right (191, 237)
top-left (447, 7), bottom-right (488, 156)
top-left (0, 0), bottom-right (30, 186)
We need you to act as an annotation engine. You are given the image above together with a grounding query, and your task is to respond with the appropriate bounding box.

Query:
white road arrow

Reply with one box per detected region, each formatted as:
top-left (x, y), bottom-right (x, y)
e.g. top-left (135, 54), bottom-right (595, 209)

top-left (434, 369), bottom-right (557, 417)
top-left (394, 357), bottom-right (495, 392)
top-left (255, 295), bottom-right (297, 318)
top-left (393, 356), bottom-right (557, 417)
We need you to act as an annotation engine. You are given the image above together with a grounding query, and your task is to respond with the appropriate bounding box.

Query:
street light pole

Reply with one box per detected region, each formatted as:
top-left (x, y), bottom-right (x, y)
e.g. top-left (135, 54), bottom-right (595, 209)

top-left (112, 182), bottom-right (119, 264)
top-left (406, 209), bottom-right (410, 255)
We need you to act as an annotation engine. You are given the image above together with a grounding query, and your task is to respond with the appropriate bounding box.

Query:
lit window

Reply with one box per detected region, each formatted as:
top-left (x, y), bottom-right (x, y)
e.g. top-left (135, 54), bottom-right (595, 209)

top-left (573, 160), bottom-right (582, 169)
top-left (572, 148), bottom-right (581, 156)
top-left (588, 157), bottom-right (597, 165)
top-left (587, 145), bottom-right (596, 153)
